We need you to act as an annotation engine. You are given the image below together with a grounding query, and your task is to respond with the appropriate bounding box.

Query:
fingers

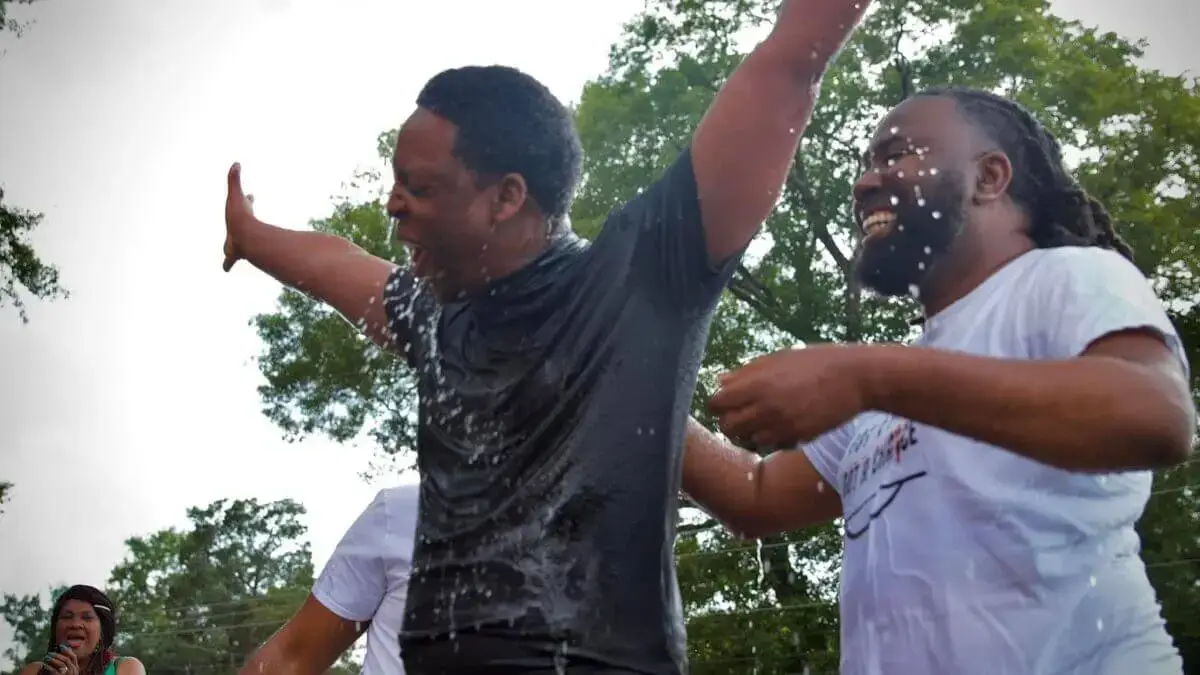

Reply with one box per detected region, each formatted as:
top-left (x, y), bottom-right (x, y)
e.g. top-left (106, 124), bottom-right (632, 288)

top-left (227, 162), bottom-right (243, 197)
top-left (713, 403), bottom-right (762, 442)
top-left (43, 654), bottom-right (69, 673)
top-left (710, 369), bottom-right (758, 414)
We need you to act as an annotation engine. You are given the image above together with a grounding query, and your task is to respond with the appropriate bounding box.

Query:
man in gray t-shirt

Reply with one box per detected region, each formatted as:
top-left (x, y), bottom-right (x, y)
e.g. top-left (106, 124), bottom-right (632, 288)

top-left (220, 2), bottom-right (873, 670)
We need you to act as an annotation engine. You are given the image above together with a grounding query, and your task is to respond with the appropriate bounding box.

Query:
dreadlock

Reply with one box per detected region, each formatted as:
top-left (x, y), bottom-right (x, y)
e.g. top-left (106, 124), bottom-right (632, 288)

top-left (47, 586), bottom-right (119, 675)
top-left (916, 86), bottom-right (1134, 262)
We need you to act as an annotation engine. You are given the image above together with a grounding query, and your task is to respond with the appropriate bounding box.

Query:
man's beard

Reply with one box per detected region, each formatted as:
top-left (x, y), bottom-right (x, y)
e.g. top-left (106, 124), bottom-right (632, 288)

top-left (853, 170), bottom-right (968, 298)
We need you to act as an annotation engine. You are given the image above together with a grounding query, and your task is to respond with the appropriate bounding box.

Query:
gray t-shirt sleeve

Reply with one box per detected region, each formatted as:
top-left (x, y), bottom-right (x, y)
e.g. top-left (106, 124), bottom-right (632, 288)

top-left (382, 266), bottom-right (436, 368)
top-left (599, 147), bottom-right (742, 308)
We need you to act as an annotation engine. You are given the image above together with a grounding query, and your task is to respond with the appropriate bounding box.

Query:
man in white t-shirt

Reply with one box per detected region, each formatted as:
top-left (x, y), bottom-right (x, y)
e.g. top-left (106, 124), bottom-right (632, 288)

top-left (239, 484), bottom-right (419, 675)
top-left (683, 87), bottom-right (1194, 675)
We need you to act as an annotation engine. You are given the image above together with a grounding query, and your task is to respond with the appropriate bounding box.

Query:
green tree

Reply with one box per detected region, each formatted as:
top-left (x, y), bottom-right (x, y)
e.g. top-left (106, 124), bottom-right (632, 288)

top-left (0, 584), bottom-right (66, 675)
top-left (107, 498), bottom-right (314, 675)
top-left (0, 0), bottom-right (36, 37)
top-left (0, 1), bottom-right (67, 322)
top-left (0, 481), bottom-right (11, 514)
top-left (0, 499), bottom-right (316, 675)
top-left (248, 0), bottom-right (1200, 671)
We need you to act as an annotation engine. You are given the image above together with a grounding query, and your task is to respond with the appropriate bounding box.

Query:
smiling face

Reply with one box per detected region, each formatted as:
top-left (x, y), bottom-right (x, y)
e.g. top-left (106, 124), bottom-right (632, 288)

top-left (53, 599), bottom-right (101, 658)
top-left (851, 96), bottom-right (976, 297)
top-left (385, 107), bottom-right (532, 302)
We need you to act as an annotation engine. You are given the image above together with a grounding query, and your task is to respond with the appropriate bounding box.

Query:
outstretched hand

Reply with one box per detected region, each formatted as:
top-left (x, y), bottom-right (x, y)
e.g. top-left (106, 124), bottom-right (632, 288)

top-left (223, 162), bottom-right (256, 272)
top-left (709, 344), bottom-right (879, 448)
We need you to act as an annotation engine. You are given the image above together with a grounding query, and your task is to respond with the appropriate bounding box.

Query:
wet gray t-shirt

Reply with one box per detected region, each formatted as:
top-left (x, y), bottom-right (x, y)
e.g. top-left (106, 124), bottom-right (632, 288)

top-left (383, 149), bottom-right (738, 674)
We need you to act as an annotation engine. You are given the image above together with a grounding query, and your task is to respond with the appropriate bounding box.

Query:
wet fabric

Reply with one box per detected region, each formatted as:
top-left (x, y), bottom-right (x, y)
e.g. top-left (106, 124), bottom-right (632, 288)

top-left (803, 248), bottom-right (1188, 675)
top-left (383, 149), bottom-right (737, 674)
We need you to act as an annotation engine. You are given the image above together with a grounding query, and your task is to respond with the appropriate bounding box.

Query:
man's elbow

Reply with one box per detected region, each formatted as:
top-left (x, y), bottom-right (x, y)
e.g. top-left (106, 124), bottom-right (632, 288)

top-left (1130, 391), bottom-right (1195, 469)
top-left (1145, 413), bottom-right (1195, 468)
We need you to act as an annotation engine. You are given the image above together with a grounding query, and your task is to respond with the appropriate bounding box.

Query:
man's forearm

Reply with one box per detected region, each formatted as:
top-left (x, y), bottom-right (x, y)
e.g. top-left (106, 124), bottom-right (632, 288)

top-left (771, 0), bottom-right (872, 68)
top-left (239, 219), bottom-right (398, 344)
top-left (683, 418), bottom-right (763, 535)
top-left (241, 221), bottom-right (374, 300)
top-left (861, 344), bottom-right (1194, 471)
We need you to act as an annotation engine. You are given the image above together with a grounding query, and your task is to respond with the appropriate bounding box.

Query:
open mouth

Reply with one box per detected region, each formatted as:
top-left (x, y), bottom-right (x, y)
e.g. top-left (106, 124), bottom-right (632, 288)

top-left (63, 635), bottom-right (85, 649)
top-left (400, 240), bottom-right (431, 277)
top-left (861, 210), bottom-right (898, 240)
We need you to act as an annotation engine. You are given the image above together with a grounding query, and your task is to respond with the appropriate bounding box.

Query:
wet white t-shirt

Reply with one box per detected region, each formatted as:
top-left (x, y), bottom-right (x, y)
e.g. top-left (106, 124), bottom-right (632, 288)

top-left (312, 484), bottom-right (419, 675)
top-left (804, 248), bottom-right (1189, 675)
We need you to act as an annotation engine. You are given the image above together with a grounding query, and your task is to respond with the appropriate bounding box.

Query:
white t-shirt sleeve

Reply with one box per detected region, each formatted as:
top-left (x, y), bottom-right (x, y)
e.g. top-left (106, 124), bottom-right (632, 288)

top-left (1030, 248), bottom-right (1189, 376)
top-left (312, 490), bottom-right (390, 623)
top-left (801, 423), bottom-right (855, 496)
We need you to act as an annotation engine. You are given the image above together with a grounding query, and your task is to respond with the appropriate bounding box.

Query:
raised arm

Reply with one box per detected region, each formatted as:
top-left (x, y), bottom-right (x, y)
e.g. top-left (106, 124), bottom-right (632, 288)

top-left (222, 163), bottom-right (408, 352)
top-left (692, 0), bottom-right (872, 264)
top-left (683, 418), bottom-right (841, 539)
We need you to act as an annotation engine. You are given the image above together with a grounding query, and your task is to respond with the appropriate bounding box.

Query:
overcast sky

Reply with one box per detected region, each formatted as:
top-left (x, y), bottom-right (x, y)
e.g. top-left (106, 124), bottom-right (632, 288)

top-left (0, 0), bottom-right (1193, 660)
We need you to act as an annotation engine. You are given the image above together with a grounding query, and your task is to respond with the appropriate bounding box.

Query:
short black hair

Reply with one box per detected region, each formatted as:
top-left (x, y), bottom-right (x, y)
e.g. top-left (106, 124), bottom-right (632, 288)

top-left (416, 65), bottom-right (583, 229)
top-left (917, 86), bottom-right (1134, 261)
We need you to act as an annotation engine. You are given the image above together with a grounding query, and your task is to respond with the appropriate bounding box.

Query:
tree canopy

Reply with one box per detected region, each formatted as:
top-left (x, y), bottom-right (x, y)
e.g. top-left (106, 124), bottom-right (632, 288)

top-left (0, 0), bottom-right (67, 323)
top-left (249, 0), bottom-right (1200, 671)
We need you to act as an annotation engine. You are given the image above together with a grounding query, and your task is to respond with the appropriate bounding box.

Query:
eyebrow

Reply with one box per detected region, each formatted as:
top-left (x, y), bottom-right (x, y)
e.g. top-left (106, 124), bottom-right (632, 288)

top-left (861, 135), bottom-right (933, 166)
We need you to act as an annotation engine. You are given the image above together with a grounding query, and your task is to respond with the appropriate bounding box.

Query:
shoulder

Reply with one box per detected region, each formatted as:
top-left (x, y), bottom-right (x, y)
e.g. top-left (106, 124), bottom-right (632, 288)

top-left (375, 483), bottom-right (419, 562)
top-left (1024, 246), bottom-right (1149, 290)
top-left (19, 663), bottom-right (44, 675)
top-left (114, 657), bottom-right (146, 675)
top-left (376, 483), bottom-right (419, 516)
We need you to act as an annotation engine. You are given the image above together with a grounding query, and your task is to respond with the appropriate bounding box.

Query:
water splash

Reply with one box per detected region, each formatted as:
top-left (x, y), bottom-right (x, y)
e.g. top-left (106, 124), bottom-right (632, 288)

top-left (755, 538), bottom-right (766, 587)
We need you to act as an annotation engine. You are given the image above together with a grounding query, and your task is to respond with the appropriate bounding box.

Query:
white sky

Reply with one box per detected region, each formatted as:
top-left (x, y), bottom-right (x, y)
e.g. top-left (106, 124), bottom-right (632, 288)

top-left (0, 0), bottom-right (1193, 660)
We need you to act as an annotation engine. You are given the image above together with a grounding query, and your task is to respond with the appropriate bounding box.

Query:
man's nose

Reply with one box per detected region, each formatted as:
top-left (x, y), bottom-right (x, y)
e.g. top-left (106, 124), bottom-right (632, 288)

top-left (852, 166), bottom-right (884, 205)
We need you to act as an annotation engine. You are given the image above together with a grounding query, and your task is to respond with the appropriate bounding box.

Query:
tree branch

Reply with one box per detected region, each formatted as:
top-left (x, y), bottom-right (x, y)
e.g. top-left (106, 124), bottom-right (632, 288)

top-left (787, 161), bottom-right (851, 274)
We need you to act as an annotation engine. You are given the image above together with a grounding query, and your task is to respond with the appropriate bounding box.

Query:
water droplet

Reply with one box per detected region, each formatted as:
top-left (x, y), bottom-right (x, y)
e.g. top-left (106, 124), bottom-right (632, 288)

top-left (917, 262), bottom-right (925, 270)
top-left (931, 211), bottom-right (942, 219)
top-left (916, 198), bottom-right (926, 207)
top-left (908, 284), bottom-right (921, 298)
top-left (746, 471), bottom-right (754, 481)
top-left (889, 126), bottom-right (899, 135)
top-left (896, 170), bottom-right (905, 178)
top-left (929, 167), bottom-right (940, 175)
top-left (887, 158), bottom-right (897, 167)
top-left (923, 246), bottom-right (932, 254)
top-left (1096, 618), bottom-right (1104, 631)
top-left (917, 169), bottom-right (926, 177)
top-left (816, 481), bottom-right (824, 492)
top-left (889, 195), bottom-right (900, 206)
top-left (1089, 575), bottom-right (1098, 587)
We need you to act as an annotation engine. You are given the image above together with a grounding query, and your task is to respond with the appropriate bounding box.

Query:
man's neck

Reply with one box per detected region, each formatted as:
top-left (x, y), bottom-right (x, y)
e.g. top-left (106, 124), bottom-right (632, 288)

top-left (920, 230), bottom-right (1034, 319)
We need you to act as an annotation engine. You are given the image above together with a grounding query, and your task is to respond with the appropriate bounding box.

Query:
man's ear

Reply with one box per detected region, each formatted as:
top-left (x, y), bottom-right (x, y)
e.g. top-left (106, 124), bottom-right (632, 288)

top-left (491, 173), bottom-right (528, 224)
top-left (972, 150), bottom-right (1012, 206)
